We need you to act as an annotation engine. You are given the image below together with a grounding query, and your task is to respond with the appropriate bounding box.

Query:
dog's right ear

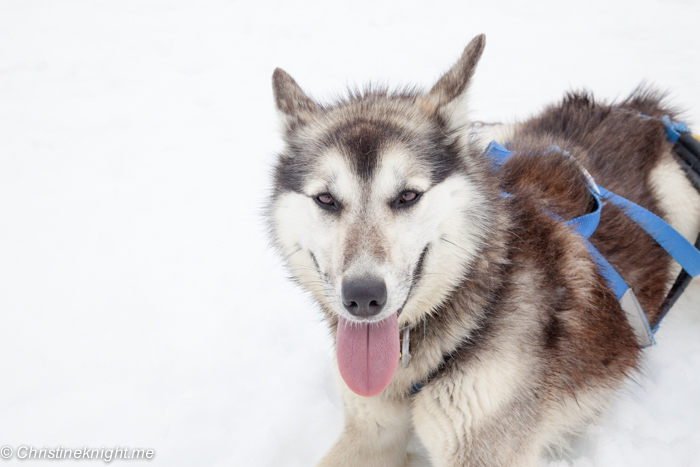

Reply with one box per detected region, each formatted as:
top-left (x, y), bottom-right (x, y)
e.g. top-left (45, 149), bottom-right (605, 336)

top-left (272, 68), bottom-right (320, 130)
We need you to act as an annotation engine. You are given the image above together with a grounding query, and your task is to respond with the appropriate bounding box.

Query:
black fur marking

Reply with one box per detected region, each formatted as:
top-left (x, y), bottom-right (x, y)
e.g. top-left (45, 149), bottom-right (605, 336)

top-left (328, 119), bottom-right (402, 181)
top-left (543, 313), bottom-right (563, 350)
top-left (426, 138), bottom-right (465, 185)
top-left (309, 252), bottom-right (322, 277)
top-left (275, 145), bottom-right (314, 194)
top-left (397, 245), bottom-right (429, 317)
top-left (412, 244), bottom-right (429, 285)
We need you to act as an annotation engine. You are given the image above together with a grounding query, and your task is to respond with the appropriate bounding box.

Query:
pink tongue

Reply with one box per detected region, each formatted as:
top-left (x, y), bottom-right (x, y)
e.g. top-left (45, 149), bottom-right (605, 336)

top-left (336, 314), bottom-right (399, 397)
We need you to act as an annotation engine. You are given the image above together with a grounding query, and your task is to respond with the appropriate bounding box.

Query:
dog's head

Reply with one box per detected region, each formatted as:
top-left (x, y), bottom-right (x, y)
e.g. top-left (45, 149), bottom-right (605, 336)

top-left (267, 36), bottom-right (497, 395)
top-left (268, 34), bottom-right (496, 326)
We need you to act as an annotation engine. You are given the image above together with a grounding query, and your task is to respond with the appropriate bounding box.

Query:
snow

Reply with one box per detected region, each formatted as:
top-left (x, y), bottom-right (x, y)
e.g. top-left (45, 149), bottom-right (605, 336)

top-left (0, 1), bottom-right (698, 466)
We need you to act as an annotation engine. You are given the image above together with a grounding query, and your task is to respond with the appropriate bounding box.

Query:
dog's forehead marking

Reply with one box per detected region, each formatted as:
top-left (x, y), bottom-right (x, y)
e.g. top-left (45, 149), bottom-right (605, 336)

top-left (330, 119), bottom-right (396, 181)
top-left (301, 107), bottom-right (446, 208)
top-left (373, 146), bottom-right (433, 200)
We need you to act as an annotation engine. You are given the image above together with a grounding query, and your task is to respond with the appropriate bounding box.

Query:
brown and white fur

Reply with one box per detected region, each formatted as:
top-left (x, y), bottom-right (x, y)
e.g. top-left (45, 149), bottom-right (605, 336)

top-left (266, 35), bottom-right (700, 466)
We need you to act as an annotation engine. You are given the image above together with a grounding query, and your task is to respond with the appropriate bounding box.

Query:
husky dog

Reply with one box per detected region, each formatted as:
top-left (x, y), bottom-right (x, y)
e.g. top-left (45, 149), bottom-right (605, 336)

top-left (266, 35), bottom-right (700, 466)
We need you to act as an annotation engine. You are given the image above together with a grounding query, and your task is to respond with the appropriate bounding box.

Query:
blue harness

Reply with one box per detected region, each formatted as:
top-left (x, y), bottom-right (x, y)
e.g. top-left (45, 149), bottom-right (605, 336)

top-left (484, 120), bottom-right (700, 347)
top-left (409, 117), bottom-right (700, 395)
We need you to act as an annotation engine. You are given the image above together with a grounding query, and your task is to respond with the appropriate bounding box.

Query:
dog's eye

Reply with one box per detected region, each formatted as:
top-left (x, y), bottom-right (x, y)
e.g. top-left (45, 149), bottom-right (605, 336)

top-left (401, 191), bottom-right (418, 203)
top-left (314, 193), bottom-right (340, 211)
top-left (394, 190), bottom-right (421, 208)
top-left (318, 194), bottom-right (333, 205)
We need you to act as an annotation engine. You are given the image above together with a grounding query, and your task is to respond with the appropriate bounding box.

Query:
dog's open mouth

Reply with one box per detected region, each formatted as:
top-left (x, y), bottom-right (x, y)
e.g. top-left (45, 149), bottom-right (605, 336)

top-left (336, 313), bottom-right (399, 397)
top-left (335, 244), bottom-right (429, 397)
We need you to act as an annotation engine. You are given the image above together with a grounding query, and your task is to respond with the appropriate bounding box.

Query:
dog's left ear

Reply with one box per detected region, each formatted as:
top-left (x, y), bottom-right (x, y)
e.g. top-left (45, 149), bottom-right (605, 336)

top-left (272, 68), bottom-right (320, 131)
top-left (419, 34), bottom-right (486, 121)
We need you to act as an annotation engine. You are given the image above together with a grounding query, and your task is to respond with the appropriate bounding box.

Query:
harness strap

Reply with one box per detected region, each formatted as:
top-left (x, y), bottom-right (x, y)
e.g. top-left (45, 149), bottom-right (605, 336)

top-left (585, 242), bottom-right (654, 345)
top-left (662, 115), bottom-right (689, 144)
top-left (487, 141), bottom-right (656, 346)
top-left (412, 128), bottom-right (700, 395)
top-left (567, 187), bottom-right (654, 345)
top-left (599, 187), bottom-right (700, 278)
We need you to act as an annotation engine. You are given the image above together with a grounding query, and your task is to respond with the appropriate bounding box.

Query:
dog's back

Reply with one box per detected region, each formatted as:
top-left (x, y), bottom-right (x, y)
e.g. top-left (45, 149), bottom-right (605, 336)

top-left (504, 91), bottom-right (696, 323)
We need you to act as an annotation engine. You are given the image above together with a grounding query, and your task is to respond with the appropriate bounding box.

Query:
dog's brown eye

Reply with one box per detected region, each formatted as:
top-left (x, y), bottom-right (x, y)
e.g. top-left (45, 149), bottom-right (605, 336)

top-left (314, 193), bottom-right (340, 211)
top-left (401, 191), bottom-right (418, 203)
top-left (393, 190), bottom-right (421, 209)
top-left (394, 190), bottom-right (421, 209)
top-left (318, 194), bottom-right (334, 205)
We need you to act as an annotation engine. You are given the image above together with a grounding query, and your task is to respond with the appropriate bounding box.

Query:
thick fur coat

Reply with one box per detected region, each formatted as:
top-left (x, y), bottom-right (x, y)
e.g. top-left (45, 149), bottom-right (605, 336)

top-left (266, 35), bottom-right (700, 466)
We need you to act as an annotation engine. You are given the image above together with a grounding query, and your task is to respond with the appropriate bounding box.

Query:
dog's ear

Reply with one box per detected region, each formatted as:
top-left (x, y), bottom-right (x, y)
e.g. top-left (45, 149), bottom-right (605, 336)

top-left (419, 34), bottom-right (485, 121)
top-left (272, 68), bottom-right (320, 130)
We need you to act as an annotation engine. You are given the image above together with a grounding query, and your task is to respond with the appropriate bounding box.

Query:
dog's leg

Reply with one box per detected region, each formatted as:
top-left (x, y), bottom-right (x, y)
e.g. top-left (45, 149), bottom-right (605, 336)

top-left (412, 362), bottom-right (541, 467)
top-left (411, 322), bottom-right (621, 467)
top-left (410, 298), bottom-right (589, 467)
top-left (317, 381), bottom-right (413, 467)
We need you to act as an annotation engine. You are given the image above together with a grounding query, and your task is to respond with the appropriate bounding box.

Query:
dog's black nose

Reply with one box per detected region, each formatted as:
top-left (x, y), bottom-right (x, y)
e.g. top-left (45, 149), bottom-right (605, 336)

top-left (342, 277), bottom-right (387, 318)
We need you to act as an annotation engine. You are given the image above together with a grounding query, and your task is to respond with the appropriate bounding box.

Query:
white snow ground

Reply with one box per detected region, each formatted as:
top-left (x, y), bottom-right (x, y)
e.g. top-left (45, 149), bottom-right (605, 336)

top-left (0, 1), bottom-right (699, 466)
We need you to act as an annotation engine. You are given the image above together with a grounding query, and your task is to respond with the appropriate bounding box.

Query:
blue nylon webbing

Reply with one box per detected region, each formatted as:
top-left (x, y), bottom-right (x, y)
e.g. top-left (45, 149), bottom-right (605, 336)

top-left (484, 137), bottom-right (700, 343)
top-left (485, 140), bottom-right (513, 168)
top-left (483, 141), bottom-right (652, 343)
top-left (599, 187), bottom-right (700, 278)
top-left (411, 132), bottom-right (697, 394)
top-left (566, 185), bottom-right (602, 239)
top-left (485, 140), bottom-right (700, 279)
top-left (662, 115), bottom-right (688, 144)
top-left (562, 182), bottom-right (635, 304)
top-left (585, 241), bottom-right (629, 300)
